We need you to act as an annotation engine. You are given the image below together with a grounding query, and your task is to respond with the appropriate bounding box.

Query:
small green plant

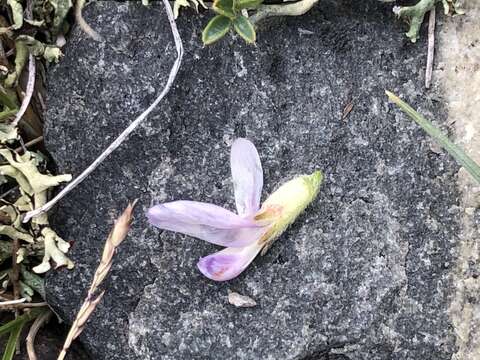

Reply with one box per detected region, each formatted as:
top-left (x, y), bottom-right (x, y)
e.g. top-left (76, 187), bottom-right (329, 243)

top-left (393, 0), bottom-right (464, 42)
top-left (202, 0), bottom-right (262, 45)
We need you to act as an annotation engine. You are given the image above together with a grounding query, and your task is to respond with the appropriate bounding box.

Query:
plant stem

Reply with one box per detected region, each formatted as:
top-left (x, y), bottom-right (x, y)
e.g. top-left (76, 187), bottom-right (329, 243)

top-left (12, 54), bottom-right (35, 127)
top-left (250, 0), bottom-right (319, 24)
top-left (393, 0), bottom-right (440, 42)
top-left (26, 309), bottom-right (52, 360)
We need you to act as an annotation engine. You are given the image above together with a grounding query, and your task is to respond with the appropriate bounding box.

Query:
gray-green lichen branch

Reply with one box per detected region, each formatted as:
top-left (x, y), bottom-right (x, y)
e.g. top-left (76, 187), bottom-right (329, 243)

top-left (0, 147), bottom-right (72, 275)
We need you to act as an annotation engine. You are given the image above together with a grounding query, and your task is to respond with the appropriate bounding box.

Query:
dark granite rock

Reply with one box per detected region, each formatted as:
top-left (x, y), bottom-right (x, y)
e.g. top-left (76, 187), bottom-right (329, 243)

top-left (45, 1), bottom-right (460, 359)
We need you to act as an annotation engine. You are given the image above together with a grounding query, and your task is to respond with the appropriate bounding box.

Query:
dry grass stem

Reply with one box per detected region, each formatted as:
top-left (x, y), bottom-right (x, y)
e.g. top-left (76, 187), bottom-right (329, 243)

top-left (75, 0), bottom-right (103, 41)
top-left (425, 7), bottom-right (436, 88)
top-left (0, 301), bottom-right (48, 310)
top-left (14, 136), bottom-right (44, 153)
top-left (23, 0), bottom-right (184, 222)
top-left (0, 298), bottom-right (26, 306)
top-left (57, 201), bottom-right (136, 360)
top-left (26, 309), bottom-right (52, 360)
top-left (12, 54), bottom-right (35, 127)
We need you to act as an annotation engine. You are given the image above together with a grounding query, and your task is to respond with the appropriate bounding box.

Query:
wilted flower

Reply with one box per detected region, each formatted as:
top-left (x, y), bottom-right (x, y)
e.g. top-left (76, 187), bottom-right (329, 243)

top-left (147, 138), bottom-right (323, 281)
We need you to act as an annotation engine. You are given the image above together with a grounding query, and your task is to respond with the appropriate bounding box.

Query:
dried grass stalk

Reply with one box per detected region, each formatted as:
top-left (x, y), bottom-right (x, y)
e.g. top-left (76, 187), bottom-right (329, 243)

top-left (57, 201), bottom-right (136, 360)
top-left (26, 309), bottom-right (52, 360)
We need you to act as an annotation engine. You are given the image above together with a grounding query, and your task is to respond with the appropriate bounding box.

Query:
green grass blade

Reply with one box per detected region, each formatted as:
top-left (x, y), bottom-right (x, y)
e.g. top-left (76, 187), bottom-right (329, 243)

top-left (0, 308), bottom-right (44, 336)
top-left (1, 323), bottom-right (22, 360)
top-left (0, 318), bottom-right (23, 337)
top-left (386, 90), bottom-right (480, 184)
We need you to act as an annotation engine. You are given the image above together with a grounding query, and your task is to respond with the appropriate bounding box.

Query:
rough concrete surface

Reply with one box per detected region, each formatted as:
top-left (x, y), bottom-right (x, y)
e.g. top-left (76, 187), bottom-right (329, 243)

top-left (437, 2), bottom-right (480, 360)
top-left (44, 0), bottom-right (468, 359)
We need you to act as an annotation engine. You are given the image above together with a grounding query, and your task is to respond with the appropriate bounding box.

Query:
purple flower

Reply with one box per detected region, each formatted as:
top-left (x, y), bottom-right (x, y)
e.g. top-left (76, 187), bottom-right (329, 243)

top-left (147, 139), bottom-right (323, 281)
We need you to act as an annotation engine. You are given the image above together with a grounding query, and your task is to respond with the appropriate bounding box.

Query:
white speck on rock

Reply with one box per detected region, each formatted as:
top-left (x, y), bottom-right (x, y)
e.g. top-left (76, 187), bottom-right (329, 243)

top-left (234, 51), bottom-right (247, 78)
top-left (228, 290), bottom-right (257, 307)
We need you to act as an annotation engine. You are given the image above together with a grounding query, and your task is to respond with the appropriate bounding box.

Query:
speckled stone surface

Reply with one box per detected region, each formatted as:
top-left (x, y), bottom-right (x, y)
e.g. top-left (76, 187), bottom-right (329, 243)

top-left (45, 1), bottom-right (460, 359)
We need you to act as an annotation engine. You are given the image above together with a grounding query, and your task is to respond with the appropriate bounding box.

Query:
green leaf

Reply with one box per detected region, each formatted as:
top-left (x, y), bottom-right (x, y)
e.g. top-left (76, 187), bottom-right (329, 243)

top-left (386, 91), bottom-right (480, 184)
top-left (20, 281), bottom-right (34, 301)
top-left (234, 0), bottom-right (262, 10)
top-left (2, 323), bottom-right (22, 360)
top-left (212, 0), bottom-right (235, 19)
top-left (20, 265), bottom-right (45, 299)
top-left (233, 15), bottom-right (256, 44)
top-left (0, 308), bottom-right (44, 337)
top-left (202, 15), bottom-right (231, 45)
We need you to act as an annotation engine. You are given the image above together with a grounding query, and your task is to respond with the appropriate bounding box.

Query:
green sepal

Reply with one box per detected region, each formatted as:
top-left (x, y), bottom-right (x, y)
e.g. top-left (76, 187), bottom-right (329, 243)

top-left (233, 15), bottom-right (256, 44)
top-left (202, 15), bottom-right (231, 45)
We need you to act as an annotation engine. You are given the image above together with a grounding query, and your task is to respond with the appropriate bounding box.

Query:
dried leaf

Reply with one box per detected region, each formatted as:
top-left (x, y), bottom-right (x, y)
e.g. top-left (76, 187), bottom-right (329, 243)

top-left (341, 101), bottom-right (354, 120)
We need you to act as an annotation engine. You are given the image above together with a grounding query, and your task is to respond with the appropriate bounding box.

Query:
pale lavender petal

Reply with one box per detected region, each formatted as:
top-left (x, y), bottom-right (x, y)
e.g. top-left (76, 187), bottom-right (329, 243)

top-left (147, 201), bottom-right (266, 247)
top-left (197, 242), bottom-right (263, 281)
top-left (230, 138), bottom-right (263, 216)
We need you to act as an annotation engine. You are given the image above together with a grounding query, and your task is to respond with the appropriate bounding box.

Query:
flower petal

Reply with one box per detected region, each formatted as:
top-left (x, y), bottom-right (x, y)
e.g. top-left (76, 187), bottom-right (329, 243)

top-left (230, 138), bottom-right (263, 216)
top-left (147, 201), bottom-right (266, 247)
top-left (197, 242), bottom-right (263, 281)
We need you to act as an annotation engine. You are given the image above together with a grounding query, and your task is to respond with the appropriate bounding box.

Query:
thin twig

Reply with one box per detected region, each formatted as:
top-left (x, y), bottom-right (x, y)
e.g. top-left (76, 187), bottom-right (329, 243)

top-left (0, 301), bottom-right (48, 310)
top-left (11, 237), bottom-right (20, 354)
top-left (0, 298), bottom-right (26, 306)
top-left (75, 0), bottom-right (103, 41)
top-left (57, 202), bottom-right (136, 360)
top-left (425, 7), bottom-right (436, 89)
top-left (24, 0), bottom-right (184, 223)
top-left (12, 54), bottom-right (35, 127)
top-left (250, 0), bottom-right (319, 24)
top-left (11, 240), bottom-right (20, 300)
top-left (26, 309), bottom-right (52, 360)
top-left (14, 136), bottom-right (44, 154)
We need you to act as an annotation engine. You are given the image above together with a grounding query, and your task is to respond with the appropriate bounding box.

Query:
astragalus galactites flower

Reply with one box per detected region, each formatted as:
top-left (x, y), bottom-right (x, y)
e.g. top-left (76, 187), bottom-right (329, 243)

top-left (147, 138), bottom-right (323, 281)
